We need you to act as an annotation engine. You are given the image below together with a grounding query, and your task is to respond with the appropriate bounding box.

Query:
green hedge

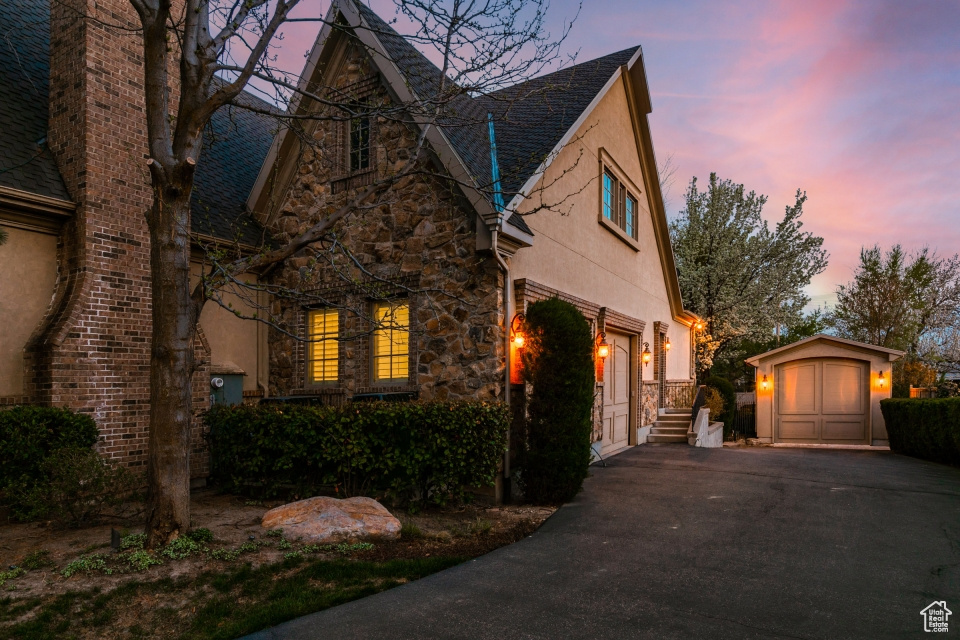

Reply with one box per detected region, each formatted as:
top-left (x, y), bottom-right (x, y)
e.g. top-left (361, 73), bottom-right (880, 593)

top-left (205, 401), bottom-right (509, 505)
top-left (0, 406), bottom-right (99, 501)
top-left (881, 398), bottom-right (960, 467)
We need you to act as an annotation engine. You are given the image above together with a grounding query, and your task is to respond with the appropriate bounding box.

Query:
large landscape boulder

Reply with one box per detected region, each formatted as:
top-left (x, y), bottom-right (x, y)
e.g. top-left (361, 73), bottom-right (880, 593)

top-left (261, 496), bottom-right (401, 543)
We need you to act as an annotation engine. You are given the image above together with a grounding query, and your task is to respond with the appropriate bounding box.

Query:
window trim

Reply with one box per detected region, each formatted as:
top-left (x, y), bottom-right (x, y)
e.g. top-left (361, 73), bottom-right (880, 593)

top-left (305, 308), bottom-right (340, 387)
top-left (597, 148), bottom-right (642, 251)
top-left (371, 300), bottom-right (411, 384)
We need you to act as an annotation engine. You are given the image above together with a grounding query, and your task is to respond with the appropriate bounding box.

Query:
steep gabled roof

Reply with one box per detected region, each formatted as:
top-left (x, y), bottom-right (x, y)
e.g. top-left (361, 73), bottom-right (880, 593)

top-left (478, 47), bottom-right (640, 199)
top-left (0, 0), bottom-right (70, 202)
top-left (0, 0), bottom-right (271, 245)
top-left (192, 88), bottom-right (277, 247)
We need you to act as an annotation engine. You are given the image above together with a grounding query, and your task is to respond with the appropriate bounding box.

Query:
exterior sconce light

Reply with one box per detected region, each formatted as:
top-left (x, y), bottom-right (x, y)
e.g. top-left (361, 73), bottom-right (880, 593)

top-left (510, 313), bottom-right (525, 349)
top-left (760, 374), bottom-right (769, 391)
top-left (596, 332), bottom-right (610, 360)
top-left (664, 336), bottom-right (671, 351)
top-left (878, 370), bottom-right (886, 388)
top-left (694, 321), bottom-right (704, 332)
top-left (641, 342), bottom-right (651, 367)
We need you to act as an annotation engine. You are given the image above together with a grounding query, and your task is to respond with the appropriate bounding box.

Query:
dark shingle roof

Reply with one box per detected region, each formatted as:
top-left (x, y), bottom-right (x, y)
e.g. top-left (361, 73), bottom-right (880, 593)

top-left (479, 47), bottom-right (640, 198)
top-left (0, 0), bottom-right (70, 200)
top-left (0, 1), bottom-right (272, 245)
top-left (354, 4), bottom-right (633, 236)
top-left (191, 88), bottom-right (277, 246)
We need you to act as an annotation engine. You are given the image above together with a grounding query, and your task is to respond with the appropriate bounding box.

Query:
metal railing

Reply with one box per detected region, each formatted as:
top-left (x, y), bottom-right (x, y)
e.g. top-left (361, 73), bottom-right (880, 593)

top-left (662, 381), bottom-right (697, 409)
top-left (729, 392), bottom-right (756, 440)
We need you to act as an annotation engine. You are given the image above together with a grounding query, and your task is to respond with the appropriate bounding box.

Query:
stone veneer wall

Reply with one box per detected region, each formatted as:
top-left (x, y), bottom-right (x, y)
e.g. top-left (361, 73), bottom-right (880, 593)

top-left (20, 0), bottom-right (211, 476)
top-left (266, 41), bottom-right (503, 403)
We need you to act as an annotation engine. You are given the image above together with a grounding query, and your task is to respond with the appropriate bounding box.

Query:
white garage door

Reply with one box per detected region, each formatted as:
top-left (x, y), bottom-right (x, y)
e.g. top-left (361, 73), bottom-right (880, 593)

top-left (775, 358), bottom-right (868, 444)
top-left (600, 331), bottom-right (632, 454)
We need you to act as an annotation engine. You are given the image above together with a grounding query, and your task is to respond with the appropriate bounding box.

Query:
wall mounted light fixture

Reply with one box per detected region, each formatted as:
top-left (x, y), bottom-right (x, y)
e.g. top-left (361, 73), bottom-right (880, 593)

top-left (664, 336), bottom-right (671, 351)
top-left (641, 341), bottom-right (651, 367)
top-left (878, 370), bottom-right (886, 388)
top-left (760, 374), bottom-right (769, 391)
top-left (510, 312), bottom-right (526, 348)
top-left (596, 332), bottom-right (610, 360)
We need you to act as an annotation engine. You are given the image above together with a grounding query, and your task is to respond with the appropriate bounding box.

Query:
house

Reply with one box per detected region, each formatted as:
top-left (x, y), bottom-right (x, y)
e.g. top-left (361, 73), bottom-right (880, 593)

top-left (746, 335), bottom-right (904, 446)
top-left (921, 601), bottom-right (952, 633)
top-left (0, 0), bottom-right (697, 483)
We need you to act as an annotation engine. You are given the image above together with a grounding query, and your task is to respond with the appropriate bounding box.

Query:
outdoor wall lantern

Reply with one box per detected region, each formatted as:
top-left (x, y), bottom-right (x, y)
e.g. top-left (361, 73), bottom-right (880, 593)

top-left (878, 370), bottom-right (886, 388)
top-left (510, 313), bottom-right (526, 349)
top-left (641, 342), bottom-right (652, 367)
top-left (760, 374), bottom-right (770, 391)
top-left (595, 332), bottom-right (610, 360)
top-left (664, 336), bottom-right (672, 351)
top-left (694, 321), bottom-right (704, 332)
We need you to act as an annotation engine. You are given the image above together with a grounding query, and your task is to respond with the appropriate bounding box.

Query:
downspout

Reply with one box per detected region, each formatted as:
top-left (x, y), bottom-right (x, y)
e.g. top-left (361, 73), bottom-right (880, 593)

top-left (488, 113), bottom-right (512, 498)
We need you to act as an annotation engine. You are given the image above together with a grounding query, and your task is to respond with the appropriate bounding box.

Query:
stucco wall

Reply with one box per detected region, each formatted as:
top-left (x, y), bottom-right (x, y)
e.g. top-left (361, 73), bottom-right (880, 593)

top-left (752, 341), bottom-right (896, 445)
top-left (0, 226), bottom-right (58, 397)
top-left (193, 266), bottom-right (267, 393)
top-left (509, 75), bottom-right (692, 382)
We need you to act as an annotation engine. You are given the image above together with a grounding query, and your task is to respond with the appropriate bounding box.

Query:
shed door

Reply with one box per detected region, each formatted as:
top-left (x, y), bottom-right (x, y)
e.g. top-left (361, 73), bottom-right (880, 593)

top-left (601, 331), bottom-right (632, 453)
top-left (775, 358), bottom-right (868, 444)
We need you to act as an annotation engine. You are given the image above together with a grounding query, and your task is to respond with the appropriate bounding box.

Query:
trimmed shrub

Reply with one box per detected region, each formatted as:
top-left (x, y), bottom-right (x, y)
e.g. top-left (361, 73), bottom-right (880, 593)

top-left (704, 375), bottom-right (736, 435)
top-left (14, 447), bottom-right (143, 527)
top-left (0, 406), bottom-right (98, 505)
top-left (518, 298), bottom-right (595, 504)
top-left (205, 401), bottom-right (509, 506)
top-left (702, 387), bottom-right (725, 422)
top-left (881, 398), bottom-right (960, 467)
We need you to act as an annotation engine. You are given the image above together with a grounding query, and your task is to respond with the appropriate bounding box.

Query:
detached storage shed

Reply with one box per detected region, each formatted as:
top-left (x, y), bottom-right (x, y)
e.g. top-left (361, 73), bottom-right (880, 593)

top-left (746, 335), bottom-right (904, 446)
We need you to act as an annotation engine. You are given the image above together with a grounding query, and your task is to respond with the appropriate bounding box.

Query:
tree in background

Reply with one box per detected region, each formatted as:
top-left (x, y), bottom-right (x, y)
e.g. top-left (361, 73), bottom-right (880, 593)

top-left (829, 245), bottom-right (960, 393)
top-left (670, 173), bottom-right (828, 379)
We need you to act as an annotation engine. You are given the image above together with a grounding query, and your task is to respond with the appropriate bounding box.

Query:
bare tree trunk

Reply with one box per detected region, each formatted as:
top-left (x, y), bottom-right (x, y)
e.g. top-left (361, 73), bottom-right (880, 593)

top-left (145, 192), bottom-right (196, 547)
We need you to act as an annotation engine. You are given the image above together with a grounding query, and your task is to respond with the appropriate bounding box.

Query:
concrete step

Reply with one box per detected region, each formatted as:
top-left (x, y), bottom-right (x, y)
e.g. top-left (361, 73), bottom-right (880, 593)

top-left (656, 414), bottom-right (690, 424)
top-left (647, 434), bottom-right (689, 443)
top-left (662, 407), bottom-right (692, 415)
top-left (651, 425), bottom-right (688, 435)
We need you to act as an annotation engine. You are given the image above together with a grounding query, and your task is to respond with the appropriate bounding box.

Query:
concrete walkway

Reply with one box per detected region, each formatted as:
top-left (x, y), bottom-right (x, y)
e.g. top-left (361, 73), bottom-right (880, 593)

top-left (246, 446), bottom-right (960, 639)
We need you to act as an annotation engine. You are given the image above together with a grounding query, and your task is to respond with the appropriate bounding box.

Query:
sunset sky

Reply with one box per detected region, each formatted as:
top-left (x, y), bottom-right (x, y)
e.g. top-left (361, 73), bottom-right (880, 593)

top-left (270, 0), bottom-right (960, 309)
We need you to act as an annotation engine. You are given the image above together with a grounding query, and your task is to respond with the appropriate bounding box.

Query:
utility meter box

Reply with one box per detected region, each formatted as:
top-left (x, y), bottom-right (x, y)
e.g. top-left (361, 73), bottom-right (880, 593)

top-left (210, 362), bottom-right (246, 407)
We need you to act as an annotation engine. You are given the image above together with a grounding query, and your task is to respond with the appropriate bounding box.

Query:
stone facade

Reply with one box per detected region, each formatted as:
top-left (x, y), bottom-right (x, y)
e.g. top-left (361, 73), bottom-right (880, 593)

top-left (18, 0), bottom-right (210, 475)
top-left (266, 42), bottom-right (503, 403)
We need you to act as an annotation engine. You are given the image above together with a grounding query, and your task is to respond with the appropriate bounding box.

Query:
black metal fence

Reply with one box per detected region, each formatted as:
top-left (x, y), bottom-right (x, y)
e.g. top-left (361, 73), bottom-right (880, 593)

top-left (729, 392), bottom-right (757, 440)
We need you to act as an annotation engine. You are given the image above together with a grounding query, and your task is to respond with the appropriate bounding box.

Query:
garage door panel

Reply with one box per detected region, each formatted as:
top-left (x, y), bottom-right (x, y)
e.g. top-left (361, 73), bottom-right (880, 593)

top-left (822, 418), bottom-right (866, 441)
top-left (779, 363), bottom-right (817, 414)
top-left (778, 418), bottom-right (818, 440)
top-left (823, 362), bottom-right (864, 414)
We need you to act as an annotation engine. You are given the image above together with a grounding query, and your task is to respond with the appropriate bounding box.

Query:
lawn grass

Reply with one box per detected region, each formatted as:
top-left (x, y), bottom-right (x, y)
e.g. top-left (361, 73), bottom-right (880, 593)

top-left (0, 555), bottom-right (465, 640)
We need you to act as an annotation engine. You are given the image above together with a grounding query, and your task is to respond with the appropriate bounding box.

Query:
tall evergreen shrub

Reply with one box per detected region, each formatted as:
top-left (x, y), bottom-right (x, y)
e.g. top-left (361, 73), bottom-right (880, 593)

top-left (518, 298), bottom-right (595, 504)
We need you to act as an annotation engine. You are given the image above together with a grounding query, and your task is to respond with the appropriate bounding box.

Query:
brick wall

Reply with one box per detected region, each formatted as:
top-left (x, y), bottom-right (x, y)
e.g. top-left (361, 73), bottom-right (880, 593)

top-left (26, 0), bottom-right (210, 475)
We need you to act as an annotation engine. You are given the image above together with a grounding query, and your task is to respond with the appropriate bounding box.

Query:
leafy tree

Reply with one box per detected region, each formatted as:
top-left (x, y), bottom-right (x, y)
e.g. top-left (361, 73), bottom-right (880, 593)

top-left (830, 245), bottom-right (960, 377)
top-left (518, 298), bottom-right (595, 504)
top-left (74, 0), bottom-right (576, 546)
top-left (670, 173), bottom-right (828, 377)
top-left (711, 308), bottom-right (827, 388)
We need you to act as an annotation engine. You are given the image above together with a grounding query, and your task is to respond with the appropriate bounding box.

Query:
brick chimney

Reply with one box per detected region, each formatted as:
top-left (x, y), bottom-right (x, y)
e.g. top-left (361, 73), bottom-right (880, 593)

top-left (27, 0), bottom-right (205, 471)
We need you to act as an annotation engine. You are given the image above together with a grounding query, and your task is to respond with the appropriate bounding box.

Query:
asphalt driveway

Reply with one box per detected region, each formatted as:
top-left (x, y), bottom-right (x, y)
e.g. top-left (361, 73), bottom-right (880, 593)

top-left (247, 446), bottom-right (960, 639)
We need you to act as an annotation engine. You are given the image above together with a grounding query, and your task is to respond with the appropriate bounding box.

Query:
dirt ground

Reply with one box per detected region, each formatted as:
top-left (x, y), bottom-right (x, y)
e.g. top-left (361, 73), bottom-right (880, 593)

top-left (0, 489), bottom-right (555, 604)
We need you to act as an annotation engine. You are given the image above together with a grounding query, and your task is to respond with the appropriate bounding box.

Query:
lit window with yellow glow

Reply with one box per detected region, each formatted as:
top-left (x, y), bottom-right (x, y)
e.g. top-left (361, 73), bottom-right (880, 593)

top-left (373, 301), bottom-right (409, 382)
top-left (307, 309), bottom-right (339, 383)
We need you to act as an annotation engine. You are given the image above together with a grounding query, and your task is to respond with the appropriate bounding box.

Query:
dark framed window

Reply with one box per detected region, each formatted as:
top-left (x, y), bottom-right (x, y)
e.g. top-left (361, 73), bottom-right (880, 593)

top-left (349, 112), bottom-right (370, 172)
top-left (600, 166), bottom-right (640, 241)
top-left (602, 172), bottom-right (616, 222)
top-left (372, 301), bottom-right (409, 382)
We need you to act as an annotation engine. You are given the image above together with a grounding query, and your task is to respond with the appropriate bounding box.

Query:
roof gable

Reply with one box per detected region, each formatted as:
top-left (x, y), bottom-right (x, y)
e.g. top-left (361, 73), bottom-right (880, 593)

top-left (745, 334), bottom-right (906, 366)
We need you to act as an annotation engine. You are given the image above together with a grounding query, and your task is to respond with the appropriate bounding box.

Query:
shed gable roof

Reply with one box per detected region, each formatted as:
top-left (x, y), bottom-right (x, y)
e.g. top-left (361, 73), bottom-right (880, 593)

top-left (745, 334), bottom-right (906, 366)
